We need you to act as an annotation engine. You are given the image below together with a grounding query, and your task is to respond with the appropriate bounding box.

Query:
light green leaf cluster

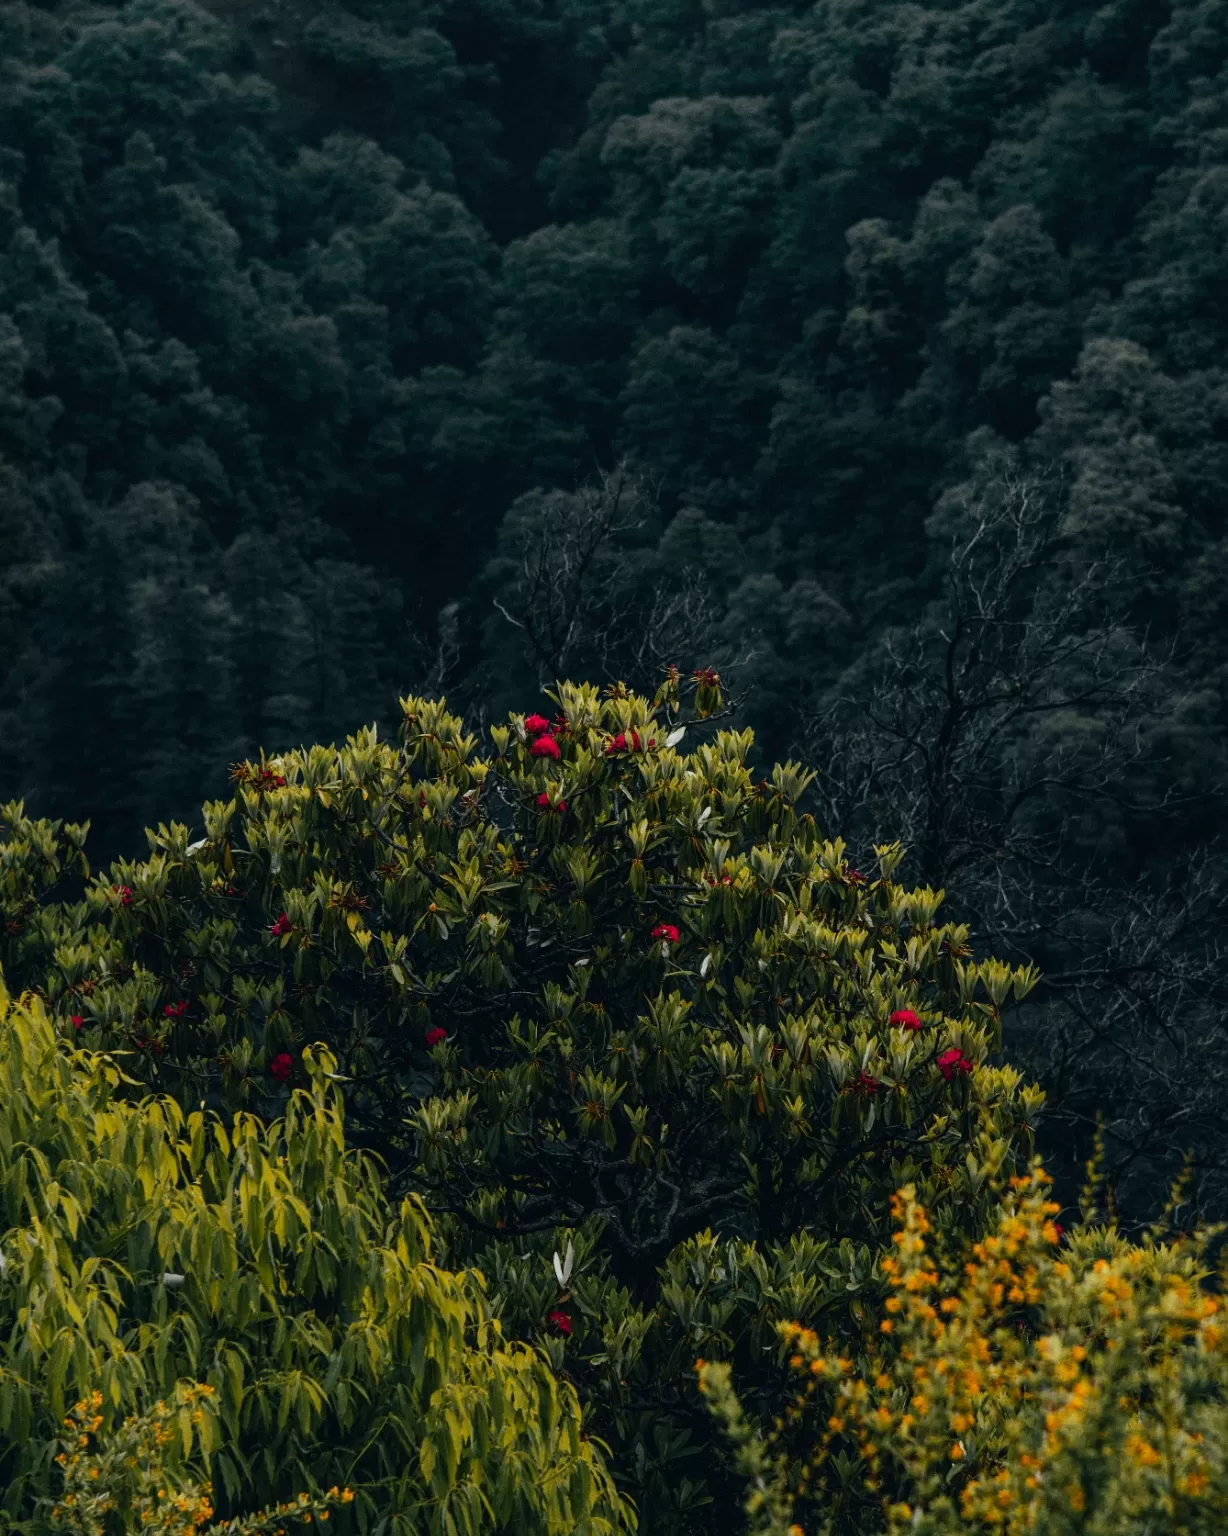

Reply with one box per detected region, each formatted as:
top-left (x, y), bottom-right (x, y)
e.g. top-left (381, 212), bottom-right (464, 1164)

top-left (0, 976), bottom-right (630, 1533)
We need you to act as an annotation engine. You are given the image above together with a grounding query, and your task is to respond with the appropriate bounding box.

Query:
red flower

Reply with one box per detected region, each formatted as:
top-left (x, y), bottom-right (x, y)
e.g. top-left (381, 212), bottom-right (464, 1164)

top-left (524, 714), bottom-right (552, 736)
top-left (845, 868), bottom-right (866, 884)
top-left (605, 732), bottom-right (629, 754)
top-left (269, 1052), bottom-right (294, 1084)
top-left (536, 791), bottom-right (566, 814)
top-left (851, 1070), bottom-right (880, 1097)
top-left (70, 1014), bottom-right (84, 1031)
top-left (163, 1001), bottom-right (188, 1019)
top-left (546, 1309), bottom-right (572, 1337)
top-left (530, 735), bottom-right (560, 760)
top-left (889, 1009), bottom-right (923, 1032)
top-left (938, 1046), bottom-right (974, 1082)
top-left (270, 913), bottom-right (292, 937)
top-left (425, 1026), bottom-right (447, 1048)
top-left (113, 884), bottom-right (133, 906)
top-left (652, 923), bottom-right (680, 944)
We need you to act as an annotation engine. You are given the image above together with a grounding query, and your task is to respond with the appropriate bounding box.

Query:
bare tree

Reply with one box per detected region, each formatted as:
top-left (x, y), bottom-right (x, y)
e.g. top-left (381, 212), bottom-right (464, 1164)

top-left (807, 474), bottom-right (1228, 1223)
top-left (491, 460), bottom-right (754, 692)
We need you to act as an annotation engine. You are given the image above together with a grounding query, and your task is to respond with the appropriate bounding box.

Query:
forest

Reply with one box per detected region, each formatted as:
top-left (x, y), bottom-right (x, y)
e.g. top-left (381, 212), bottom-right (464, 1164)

top-left (1, 0), bottom-right (1228, 1530)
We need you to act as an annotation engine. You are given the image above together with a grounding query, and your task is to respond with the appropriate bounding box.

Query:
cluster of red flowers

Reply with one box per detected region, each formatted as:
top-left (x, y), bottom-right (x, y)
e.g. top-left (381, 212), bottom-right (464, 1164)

top-left (536, 791), bottom-right (566, 814)
top-left (938, 1046), bottom-right (974, 1082)
top-left (652, 923), bottom-right (680, 944)
top-left (425, 1026), bottom-right (447, 1048)
top-left (693, 668), bottom-right (719, 687)
top-left (850, 1070), bottom-right (880, 1097)
top-left (546, 1309), bottom-right (572, 1337)
top-left (231, 762), bottom-right (286, 790)
top-left (70, 1014), bottom-right (85, 1031)
top-left (113, 884), bottom-right (133, 906)
top-left (523, 713), bottom-right (563, 761)
top-left (606, 729), bottom-right (655, 754)
top-left (269, 1052), bottom-right (294, 1083)
top-left (270, 913), bottom-right (293, 937)
top-left (163, 1000), bottom-right (188, 1020)
top-left (889, 1008), bottom-right (923, 1031)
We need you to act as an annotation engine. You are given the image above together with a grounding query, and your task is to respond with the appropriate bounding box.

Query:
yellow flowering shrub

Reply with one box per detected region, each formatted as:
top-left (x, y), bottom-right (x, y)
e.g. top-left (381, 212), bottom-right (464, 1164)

top-left (45, 1386), bottom-right (352, 1535)
top-left (700, 1167), bottom-right (1228, 1535)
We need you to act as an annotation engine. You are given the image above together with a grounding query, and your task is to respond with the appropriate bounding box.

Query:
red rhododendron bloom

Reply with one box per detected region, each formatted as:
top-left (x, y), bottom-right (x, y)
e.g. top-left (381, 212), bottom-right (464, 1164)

top-left (530, 735), bottom-right (560, 760)
top-left (70, 1014), bottom-right (84, 1031)
top-left (113, 884), bottom-right (133, 906)
top-left (270, 913), bottom-right (292, 937)
top-left (938, 1046), bottom-right (974, 1082)
top-left (652, 923), bottom-right (680, 944)
top-left (269, 1052), bottom-right (294, 1083)
top-left (606, 732), bottom-right (627, 754)
top-left (536, 791), bottom-right (566, 813)
top-left (889, 1008), bottom-right (923, 1031)
top-left (524, 713), bottom-right (552, 736)
top-left (851, 1070), bottom-right (880, 1097)
top-left (163, 1001), bottom-right (188, 1020)
top-left (425, 1026), bottom-right (447, 1048)
top-left (546, 1309), bottom-right (572, 1337)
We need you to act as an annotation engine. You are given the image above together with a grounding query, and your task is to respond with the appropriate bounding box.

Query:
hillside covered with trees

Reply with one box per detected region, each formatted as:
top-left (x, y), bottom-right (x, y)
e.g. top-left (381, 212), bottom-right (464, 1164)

top-left (1, 0), bottom-right (1227, 1300)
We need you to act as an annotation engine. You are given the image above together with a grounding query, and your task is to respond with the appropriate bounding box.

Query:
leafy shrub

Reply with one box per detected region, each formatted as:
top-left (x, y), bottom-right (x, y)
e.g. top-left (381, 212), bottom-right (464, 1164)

top-left (0, 678), bottom-right (1043, 1530)
top-left (43, 1386), bottom-right (351, 1536)
top-left (0, 978), bottom-right (629, 1533)
top-left (701, 1167), bottom-right (1228, 1535)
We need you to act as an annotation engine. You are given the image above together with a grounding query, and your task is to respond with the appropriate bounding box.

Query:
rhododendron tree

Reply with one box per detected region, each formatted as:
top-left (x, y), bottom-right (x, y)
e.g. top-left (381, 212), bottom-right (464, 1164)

top-left (0, 677), bottom-right (1043, 1533)
top-left (0, 978), bottom-right (628, 1533)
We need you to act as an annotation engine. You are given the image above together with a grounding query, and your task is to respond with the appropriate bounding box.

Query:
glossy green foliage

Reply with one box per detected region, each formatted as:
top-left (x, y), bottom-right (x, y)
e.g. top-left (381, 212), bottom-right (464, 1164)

top-left (0, 978), bottom-right (631, 1534)
top-left (0, 682), bottom-right (1043, 1530)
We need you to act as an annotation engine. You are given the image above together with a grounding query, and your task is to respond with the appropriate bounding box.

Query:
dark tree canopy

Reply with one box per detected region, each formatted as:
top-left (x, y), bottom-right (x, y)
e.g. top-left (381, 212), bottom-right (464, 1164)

top-left (1, 0), bottom-right (1226, 1296)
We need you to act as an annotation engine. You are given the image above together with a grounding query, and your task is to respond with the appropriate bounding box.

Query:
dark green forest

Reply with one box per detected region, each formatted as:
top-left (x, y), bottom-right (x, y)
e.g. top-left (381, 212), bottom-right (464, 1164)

top-left (2, 0), bottom-right (1227, 1222)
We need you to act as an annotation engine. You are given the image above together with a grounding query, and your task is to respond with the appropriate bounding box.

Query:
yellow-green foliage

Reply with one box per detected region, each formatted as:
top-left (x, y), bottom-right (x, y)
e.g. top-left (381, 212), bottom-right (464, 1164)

top-left (701, 1168), bottom-right (1228, 1535)
top-left (0, 977), bottom-right (631, 1534)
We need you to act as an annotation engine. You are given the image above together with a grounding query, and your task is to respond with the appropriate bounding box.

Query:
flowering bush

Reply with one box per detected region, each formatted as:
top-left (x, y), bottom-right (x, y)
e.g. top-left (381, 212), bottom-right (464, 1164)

top-left (0, 678), bottom-right (1043, 1532)
top-left (46, 1387), bottom-right (354, 1536)
top-left (0, 977), bottom-right (629, 1533)
top-left (701, 1166), bottom-right (1228, 1535)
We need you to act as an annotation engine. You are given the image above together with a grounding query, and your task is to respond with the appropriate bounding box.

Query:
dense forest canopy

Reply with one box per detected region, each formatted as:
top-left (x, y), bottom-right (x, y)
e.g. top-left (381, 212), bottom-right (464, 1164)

top-left (1, 0), bottom-right (1227, 1214)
